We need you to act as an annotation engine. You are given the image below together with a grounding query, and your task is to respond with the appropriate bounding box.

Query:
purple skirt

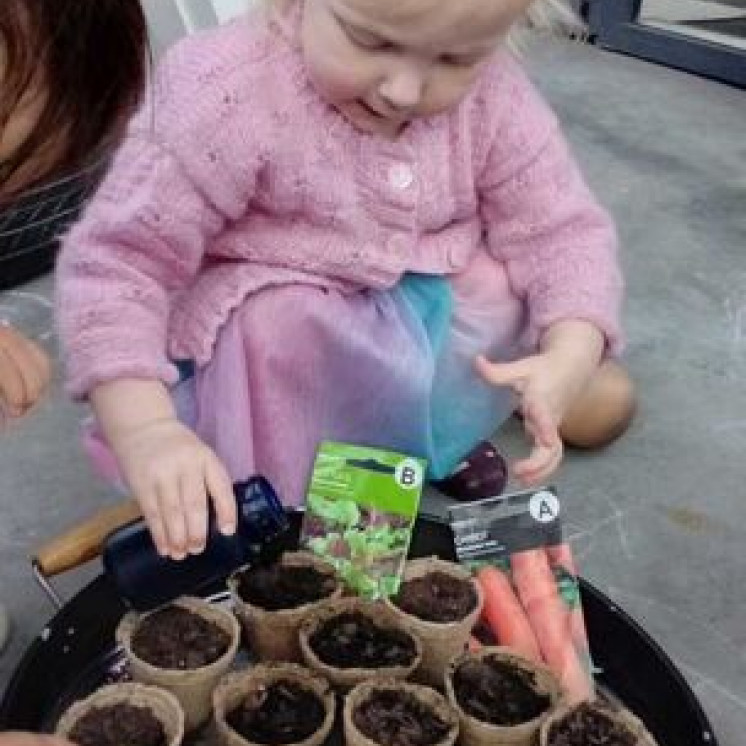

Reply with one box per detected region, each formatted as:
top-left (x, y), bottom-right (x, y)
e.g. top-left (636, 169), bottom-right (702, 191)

top-left (87, 250), bottom-right (525, 506)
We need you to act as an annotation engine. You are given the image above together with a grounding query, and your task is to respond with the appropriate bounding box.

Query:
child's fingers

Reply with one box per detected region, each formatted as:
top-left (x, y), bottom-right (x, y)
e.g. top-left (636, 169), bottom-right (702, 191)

top-left (132, 485), bottom-right (169, 557)
top-left (17, 334), bottom-right (52, 404)
top-left (180, 471), bottom-right (209, 554)
top-left (514, 402), bottom-right (563, 483)
top-left (514, 444), bottom-right (562, 486)
top-left (157, 481), bottom-right (189, 560)
top-left (204, 455), bottom-right (237, 536)
top-left (513, 444), bottom-right (560, 485)
top-left (474, 354), bottom-right (531, 393)
top-left (0, 347), bottom-right (27, 416)
top-left (0, 327), bottom-right (49, 413)
top-left (523, 398), bottom-right (559, 449)
top-left (143, 505), bottom-right (169, 557)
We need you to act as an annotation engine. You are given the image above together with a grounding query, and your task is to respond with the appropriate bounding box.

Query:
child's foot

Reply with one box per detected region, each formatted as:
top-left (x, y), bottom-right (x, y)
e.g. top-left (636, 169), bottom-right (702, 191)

top-left (0, 603), bottom-right (10, 653)
top-left (432, 441), bottom-right (508, 502)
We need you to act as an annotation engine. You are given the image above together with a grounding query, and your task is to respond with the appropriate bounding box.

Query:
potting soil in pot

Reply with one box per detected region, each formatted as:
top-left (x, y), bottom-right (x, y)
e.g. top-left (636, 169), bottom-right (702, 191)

top-left (353, 690), bottom-right (451, 746)
top-left (131, 605), bottom-right (231, 669)
top-left (226, 681), bottom-right (326, 744)
top-left (546, 703), bottom-right (636, 746)
top-left (235, 564), bottom-right (337, 611)
top-left (394, 571), bottom-right (478, 623)
top-left (453, 657), bottom-right (551, 726)
top-left (68, 702), bottom-right (166, 746)
top-left (310, 612), bottom-right (417, 668)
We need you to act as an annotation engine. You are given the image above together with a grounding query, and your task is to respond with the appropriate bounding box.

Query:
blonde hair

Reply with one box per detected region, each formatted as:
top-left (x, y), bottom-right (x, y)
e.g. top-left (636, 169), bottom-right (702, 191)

top-left (510, 0), bottom-right (586, 52)
top-left (263, 0), bottom-right (585, 45)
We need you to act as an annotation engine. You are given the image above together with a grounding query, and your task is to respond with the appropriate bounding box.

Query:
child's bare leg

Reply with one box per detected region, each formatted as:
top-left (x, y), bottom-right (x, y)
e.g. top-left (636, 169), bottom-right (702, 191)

top-left (559, 360), bottom-right (636, 449)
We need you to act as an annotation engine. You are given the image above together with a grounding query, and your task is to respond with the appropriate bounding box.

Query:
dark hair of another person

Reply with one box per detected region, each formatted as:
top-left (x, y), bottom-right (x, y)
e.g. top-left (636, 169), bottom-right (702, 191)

top-left (0, 0), bottom-right (149, 197)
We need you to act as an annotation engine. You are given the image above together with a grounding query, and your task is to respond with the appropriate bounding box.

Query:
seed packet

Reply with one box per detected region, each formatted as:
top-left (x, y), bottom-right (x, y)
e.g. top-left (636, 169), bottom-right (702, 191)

top-left (300, 442), bottom-right (426, 599)
top-left (449, 488), bottom-right (595, 704)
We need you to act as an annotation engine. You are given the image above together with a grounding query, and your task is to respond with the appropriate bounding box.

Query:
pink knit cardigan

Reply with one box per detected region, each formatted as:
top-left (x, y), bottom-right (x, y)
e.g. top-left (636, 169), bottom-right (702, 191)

top-left (57, 14), bottom-right (622, 398)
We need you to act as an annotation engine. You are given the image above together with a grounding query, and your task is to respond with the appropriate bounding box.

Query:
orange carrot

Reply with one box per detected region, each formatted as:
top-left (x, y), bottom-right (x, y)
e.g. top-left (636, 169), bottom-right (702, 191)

top-left (547, 542), bottom-right (577, 575)
top-left (476, 566), bottom-right (541, 662)
top-left (511, 549), bottom-right (593, 703)
top-left (547, 543), bottom-right (592, 672)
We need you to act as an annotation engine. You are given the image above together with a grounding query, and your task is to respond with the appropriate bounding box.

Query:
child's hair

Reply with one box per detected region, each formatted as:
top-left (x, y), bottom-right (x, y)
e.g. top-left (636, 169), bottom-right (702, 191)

top-left (0, 0), bottom-right (149, 197)
top-left (523, 0), bottom-right (582, 33)
top-left (263, 0), bottom-right (583, 58)
top-left (511, 0), bottom-right (585, 51)
top-left (265, 0), bottom-right (582, 37)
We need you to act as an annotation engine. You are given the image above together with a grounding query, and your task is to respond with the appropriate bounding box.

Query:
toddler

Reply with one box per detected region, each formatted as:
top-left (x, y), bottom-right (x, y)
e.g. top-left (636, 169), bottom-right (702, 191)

top-left (58, 0), bottom-right (635, 561)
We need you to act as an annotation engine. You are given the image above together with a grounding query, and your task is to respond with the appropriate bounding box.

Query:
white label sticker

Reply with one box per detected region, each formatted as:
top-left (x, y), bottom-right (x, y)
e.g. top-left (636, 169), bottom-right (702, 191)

top-left (395, 458), bottom-right (424, 490)
top-left (529, 490), bottom-right (560, 524)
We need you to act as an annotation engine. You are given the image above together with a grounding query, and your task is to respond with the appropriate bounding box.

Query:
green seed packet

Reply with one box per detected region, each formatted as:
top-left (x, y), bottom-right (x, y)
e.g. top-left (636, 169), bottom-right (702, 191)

top-left (300, 442), bottom-right (426, 599)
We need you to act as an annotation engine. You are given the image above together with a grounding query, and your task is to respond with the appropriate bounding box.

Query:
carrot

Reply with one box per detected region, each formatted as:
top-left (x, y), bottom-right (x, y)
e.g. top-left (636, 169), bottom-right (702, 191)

top-left (547, 543), bottom-right (592, 673)
top-left (511, 549), bottom-right (593, 704)
top-left (546, 542), bottom-right (577, 575)
top-left (476, 566), bottom-right (541, 662)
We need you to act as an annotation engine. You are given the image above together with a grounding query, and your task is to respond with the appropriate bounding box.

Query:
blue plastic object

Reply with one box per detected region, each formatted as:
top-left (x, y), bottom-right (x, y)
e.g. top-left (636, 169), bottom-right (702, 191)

top-left (102, 476), bottom-right (290, 610)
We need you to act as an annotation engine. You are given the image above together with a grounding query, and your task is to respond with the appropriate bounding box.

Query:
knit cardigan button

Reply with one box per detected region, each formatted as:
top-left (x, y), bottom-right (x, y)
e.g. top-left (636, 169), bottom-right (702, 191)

top-left (388, 163), bottom-right (414, 191)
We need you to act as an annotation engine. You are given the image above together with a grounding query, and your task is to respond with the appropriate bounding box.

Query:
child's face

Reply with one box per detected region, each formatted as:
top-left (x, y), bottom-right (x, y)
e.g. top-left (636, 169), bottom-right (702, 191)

top-left (301, 0), bottom-right (533, 138)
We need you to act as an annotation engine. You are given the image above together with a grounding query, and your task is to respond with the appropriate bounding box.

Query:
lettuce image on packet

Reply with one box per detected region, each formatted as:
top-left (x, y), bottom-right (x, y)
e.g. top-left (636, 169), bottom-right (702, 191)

top-left (300, 442), bottom-right (426, 599)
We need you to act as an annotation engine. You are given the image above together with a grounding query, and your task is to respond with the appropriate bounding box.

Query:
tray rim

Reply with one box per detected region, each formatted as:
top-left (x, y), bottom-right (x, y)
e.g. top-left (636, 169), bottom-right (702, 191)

top-left (0, 511), bottom-right (718, 745)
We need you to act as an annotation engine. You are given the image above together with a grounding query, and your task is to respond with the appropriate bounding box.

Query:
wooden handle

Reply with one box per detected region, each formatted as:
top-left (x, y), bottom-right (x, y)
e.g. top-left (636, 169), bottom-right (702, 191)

top-left (33, 499), bottom-right (142, 577)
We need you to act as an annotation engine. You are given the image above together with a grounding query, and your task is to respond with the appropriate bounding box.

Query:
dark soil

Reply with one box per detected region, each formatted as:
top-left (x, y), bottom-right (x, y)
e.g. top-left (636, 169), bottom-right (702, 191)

top-left (309, 612), bottom-right (417, 669)
top-left (236, 563), bottom-right (337, 611)
top-left (227, 681), bottom-right (326, 745)
top-left (69, 702), bottom-right (166, 746)
top-left (131, 605), bottom-right (231, 670)
top-left (394, 571), bottom-right (477, 623)
top-left (547, 704), bottom-right (636, 746)
top-left (353, 690), bottom-right (451, 746)
top-left (452, 657), bottom-right (551, 726)
top-left (471, 619), bottom-right (498, 646)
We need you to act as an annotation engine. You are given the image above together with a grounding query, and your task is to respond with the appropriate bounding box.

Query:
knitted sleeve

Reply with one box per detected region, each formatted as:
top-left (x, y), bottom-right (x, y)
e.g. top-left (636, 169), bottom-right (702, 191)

top-left (476, 55), bottom-right (624, 355)
top-left (57, 30), bottom-right (264, 398)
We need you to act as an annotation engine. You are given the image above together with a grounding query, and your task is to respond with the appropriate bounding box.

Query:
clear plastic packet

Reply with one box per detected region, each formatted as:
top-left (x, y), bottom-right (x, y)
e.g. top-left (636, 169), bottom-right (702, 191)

top-left (300, 442), bottom-right (426, 599)
top-left (449, 488), bottom-right (594, 704)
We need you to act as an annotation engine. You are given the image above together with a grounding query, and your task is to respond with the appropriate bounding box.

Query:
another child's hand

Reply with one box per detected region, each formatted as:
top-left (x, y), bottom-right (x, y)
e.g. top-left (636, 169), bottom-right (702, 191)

top-left (114, 418), bottom-right (236, 559)
top-left (0, 322), bottom-right (51, 420)
top-left (476, 352), bottom-right (575, 485)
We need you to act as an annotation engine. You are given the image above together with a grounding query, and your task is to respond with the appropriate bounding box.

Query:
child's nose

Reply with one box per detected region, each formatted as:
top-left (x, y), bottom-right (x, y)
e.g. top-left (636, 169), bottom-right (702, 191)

top-left (379, 67), bottom-right (424, 112)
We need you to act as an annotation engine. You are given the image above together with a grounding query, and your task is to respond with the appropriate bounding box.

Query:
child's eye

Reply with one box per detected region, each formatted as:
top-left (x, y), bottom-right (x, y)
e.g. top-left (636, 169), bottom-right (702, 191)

top-left (341, 21), bottom-right (393, 51)
top-left (439, 53), bottom-right (480, 68)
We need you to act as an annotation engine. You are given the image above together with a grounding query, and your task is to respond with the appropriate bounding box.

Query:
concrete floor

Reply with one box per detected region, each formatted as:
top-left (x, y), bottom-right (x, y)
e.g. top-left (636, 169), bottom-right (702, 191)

top-left (1, 38), bottom-right (745, 744)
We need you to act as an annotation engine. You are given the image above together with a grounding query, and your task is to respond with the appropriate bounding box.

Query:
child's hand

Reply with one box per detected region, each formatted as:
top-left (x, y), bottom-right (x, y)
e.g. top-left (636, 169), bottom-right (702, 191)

top-left (114, 418), bottom-right (236, 560)
top-left (476, 353), bottom-right (567, 485)
top-left (476, 321), bottom-right (605, 486)
top-left (0, 322), bottom-right (51, 420)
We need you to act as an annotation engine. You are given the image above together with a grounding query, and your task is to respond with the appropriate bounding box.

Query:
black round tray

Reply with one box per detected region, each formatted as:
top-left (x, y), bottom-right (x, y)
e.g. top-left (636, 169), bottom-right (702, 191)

top-left (0, 513), bottom-right (717, 745)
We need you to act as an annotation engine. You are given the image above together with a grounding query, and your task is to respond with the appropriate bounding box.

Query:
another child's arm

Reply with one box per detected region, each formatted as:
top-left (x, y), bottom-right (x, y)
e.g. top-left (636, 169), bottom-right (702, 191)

top-left (477, 320), bottom-right (604, 484)
top-left (91, 379), bottom-right (236, 560)
top-left (0, 323), bottom-right (51, 420)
